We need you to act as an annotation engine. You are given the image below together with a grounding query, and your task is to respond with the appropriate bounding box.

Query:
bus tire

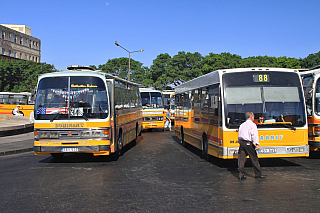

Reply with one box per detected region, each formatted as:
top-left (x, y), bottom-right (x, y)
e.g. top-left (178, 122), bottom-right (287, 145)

top-left (50, 153), bottom-right (64, 158)
top-left (113, 131), bottom-right (123, 159)
top-left (201, 134), bottom-right (208, 161)
top-left (138, 125), bottom-right (142, 136)
top-left (181, 127), bottom-right (185, 147)
top-left (132, 126), bottom-right (138, 146)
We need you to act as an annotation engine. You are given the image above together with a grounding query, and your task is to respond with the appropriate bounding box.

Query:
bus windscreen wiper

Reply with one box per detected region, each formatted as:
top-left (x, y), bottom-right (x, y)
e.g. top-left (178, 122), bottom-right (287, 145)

top-left (81, 113), bottom-right (89, 121)
top-left (258, 122), bottom-right (296, 130)
top-left (50, 111), bottom-right (61, 122)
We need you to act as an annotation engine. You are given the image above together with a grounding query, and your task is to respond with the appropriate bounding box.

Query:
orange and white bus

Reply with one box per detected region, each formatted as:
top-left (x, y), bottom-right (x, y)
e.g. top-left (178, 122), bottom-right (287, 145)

top-left (162, 90), bottom-right (175, 122)
top-left (0, 92), bottom-right (34, 117)
top-left (300, 65), bottom-right (320, 152)
top-left (139, 88), bottom-right (165, 131)
top-left (175, 67), bottom-right (309, 159)
top-left (33, 66), bottom-right (142, 158)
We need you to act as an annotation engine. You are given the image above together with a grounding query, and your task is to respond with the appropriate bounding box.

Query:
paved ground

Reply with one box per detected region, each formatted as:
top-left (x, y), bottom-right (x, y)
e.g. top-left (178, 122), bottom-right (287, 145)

top-left (1, 129), bottom-right (320, 212)
top-left (0, 114), bottom-right (33, 156)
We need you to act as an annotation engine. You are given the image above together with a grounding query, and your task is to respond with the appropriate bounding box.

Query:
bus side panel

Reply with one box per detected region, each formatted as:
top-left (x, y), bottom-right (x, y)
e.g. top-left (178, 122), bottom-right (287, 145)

top-left (307, 116), bottom-right (320, 151)
top-left (0, 104), bottom-right (34, 117)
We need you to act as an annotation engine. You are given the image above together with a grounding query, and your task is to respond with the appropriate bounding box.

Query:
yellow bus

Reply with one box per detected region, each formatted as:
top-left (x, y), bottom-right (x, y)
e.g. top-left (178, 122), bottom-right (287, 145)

top-left (0, 92), bottom-right (34, 117)
top-left (33, 66), bottom-right (143, 158)
top-left (300, 65), bottom-right (320, 152)
top-left (139, 88), bottom-right (165, 131)
top-left (175, 67), bottom-right (309, 159)
top-left (162, 90), bottom-right (175, 122)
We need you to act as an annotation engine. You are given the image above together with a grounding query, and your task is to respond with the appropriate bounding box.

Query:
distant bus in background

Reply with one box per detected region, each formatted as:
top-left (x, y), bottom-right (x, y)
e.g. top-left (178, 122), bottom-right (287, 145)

top-left (0, 92), bottom-right (34, 117)
top-left (300, 65), bottom-right (320, 152)
top-left (162, 90), bottom-right (175, 123)
top-left (139, 88), bottom-right (165, 131)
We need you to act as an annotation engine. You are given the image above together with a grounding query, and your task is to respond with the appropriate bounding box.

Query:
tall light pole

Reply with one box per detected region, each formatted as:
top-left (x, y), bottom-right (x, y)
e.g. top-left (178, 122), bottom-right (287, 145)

top-left (115, 41), bottom-right (144, 81)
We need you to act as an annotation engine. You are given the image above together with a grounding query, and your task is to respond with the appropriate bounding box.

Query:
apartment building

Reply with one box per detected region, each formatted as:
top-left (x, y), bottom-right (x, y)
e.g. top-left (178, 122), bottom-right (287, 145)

top-left (0, 24), bottom-right (41, 62)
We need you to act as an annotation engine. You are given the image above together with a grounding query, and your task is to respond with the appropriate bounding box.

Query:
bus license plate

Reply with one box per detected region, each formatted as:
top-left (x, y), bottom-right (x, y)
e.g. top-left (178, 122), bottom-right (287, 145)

top-left (259, 148), bottom-right (277, 154)
top-left (148, 123), bottom-right (155, 125)
top-left (62, 147), bottom-right (79, 152)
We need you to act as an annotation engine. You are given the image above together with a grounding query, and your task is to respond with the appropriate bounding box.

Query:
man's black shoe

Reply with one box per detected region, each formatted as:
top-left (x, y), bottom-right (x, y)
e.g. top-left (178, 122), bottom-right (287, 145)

top-left (255, 175), bottom-right (267, 179)
top-left (239, 176), bottom-right (247, 180)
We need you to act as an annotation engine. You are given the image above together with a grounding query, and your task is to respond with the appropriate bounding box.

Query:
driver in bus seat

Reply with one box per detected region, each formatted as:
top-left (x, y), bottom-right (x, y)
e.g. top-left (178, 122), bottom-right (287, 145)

top-left (264, 103), bottom-right (281, 122)
top-left (227, 105), bottom-right (243, 124)
top-left (51, 95), bottom-right (64, 107)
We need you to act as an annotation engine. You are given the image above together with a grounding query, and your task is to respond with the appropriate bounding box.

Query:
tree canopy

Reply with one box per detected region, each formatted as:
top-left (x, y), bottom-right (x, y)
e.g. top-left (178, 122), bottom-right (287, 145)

top-left (0, 59), bottom-right (56, 92)
top-left (1, 50), bottom-right (320, 92)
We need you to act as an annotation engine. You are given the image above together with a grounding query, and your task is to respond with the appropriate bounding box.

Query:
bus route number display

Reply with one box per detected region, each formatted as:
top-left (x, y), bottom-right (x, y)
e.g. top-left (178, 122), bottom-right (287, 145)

top-left (253, 74), bottom-right (269, 82)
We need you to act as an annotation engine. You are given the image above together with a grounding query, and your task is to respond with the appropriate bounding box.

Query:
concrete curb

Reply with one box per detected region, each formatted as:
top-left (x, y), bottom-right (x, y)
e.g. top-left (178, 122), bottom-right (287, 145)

top-left (0, 147), bottom-right (34, 156)
top-left (0, 114), bottom-right (34, 137)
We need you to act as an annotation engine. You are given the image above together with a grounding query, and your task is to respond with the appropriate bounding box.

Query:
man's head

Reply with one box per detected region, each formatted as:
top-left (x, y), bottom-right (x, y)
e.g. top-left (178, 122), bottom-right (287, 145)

top-left (245, 112), bottom-right (254, 121)
top-left (17, 105), bottom-right (21, 108)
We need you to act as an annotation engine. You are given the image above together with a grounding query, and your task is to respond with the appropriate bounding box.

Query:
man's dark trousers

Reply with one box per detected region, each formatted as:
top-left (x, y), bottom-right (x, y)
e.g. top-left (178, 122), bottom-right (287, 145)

top-left (238, 140), bottom-right (262, 178)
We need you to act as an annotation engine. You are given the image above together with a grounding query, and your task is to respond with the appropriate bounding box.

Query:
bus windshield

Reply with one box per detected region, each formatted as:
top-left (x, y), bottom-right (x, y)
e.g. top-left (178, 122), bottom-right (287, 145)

top-left (35, 76), bottom-right (109, 120)
top-left (223, 71), bottom-right (306, 129)
top-left (141, 92), bottom-right (163, 109)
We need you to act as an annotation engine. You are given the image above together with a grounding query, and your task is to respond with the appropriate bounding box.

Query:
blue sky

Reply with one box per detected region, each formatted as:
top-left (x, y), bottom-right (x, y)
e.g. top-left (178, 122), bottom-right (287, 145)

top-left (2, 0), bottom-right (320, 71)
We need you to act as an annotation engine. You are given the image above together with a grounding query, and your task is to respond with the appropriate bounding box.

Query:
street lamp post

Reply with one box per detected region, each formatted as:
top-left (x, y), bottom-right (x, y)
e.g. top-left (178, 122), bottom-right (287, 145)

top-left (115, 41), bottom-right (144, 81)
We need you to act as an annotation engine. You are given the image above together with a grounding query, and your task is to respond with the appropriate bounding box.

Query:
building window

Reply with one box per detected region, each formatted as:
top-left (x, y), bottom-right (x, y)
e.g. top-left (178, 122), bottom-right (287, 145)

top-left (9, 33), bottom-right (11, 38)
top-left (20, 37), bottom-right (22, 44)
top-left (29, 40), bottom-right (31, 48)
top-left (29, 56), bottom-right (31, 60)
top-left (14, 35), bottom-right (17, 43)
top-left (19, 53), bottom-right (22, 59)
top-left (2, 48), bottom-right (5, 55)
top-left (2, 31), bottom-right (5, 39)
top-left (8, 50), bottom-right (11, 56)
top-left (36, 42), bottom-right (38, 47)
top-left (14, 52), bottom-right (16, 58)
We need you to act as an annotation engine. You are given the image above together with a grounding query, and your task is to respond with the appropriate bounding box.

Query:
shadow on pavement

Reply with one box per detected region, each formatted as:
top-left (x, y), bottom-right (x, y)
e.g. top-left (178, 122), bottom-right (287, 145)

top-left (171, 135), bottom-right (301, 170)
top-left (39, 135), bottom-right (144, 163)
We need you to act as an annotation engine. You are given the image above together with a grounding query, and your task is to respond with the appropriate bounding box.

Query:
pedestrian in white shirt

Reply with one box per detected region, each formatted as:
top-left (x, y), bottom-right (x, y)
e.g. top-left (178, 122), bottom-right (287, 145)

top-left (12, 105), bottom-right (23, 116)
top-left (238, 112), bottom-right (267, 180)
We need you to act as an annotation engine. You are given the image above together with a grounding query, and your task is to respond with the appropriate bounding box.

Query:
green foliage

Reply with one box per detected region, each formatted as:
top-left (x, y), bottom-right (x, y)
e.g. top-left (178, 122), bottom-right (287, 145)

top-left (300, 51), bottom-right (320, 68)
top-left (97, 57), bottom-right (146, 84)
top-left (0, 59), bottom-right (57, 92)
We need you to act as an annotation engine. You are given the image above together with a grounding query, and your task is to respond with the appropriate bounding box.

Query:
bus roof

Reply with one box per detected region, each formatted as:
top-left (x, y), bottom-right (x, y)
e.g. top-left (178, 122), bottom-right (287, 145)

top-left (38, 69), bottom-right (140, 86)
top-left (139, 88), bottom-right (162, 93)
top-left (175, 67), bottom-right (299, 94)
top-left (0, 92), bottom-right (31, 95)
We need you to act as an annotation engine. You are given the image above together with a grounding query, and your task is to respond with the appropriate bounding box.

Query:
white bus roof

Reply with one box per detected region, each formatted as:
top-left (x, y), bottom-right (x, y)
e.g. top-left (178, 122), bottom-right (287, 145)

top-left (38, 69), bottom-right (140, 86)
top-left (175, 67), bottom-right (300, 94)
top-left (139, 88), bottom-right (162, 93)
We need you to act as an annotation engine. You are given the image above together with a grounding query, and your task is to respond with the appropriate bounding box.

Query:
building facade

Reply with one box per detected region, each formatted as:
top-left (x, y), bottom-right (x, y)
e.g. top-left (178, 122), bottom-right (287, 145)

top-left (0, 24), bottom-right (41, 62)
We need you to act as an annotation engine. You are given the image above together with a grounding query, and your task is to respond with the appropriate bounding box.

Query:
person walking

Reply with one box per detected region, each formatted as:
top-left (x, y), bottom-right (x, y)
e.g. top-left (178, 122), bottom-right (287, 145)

top-left (238, 112), bottom-right (267, 180)
top-left (164, 109), bottom-right (172, 131)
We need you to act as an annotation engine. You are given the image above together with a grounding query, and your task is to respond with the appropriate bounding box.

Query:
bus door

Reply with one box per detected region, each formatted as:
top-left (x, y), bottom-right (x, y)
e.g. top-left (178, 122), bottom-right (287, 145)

top-left (106, 79), bottom-right (116, 152)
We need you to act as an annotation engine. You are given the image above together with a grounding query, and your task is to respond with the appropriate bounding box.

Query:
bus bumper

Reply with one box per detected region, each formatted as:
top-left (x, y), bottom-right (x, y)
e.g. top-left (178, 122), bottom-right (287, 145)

top-left (34, 145), bottom-right (110, 155)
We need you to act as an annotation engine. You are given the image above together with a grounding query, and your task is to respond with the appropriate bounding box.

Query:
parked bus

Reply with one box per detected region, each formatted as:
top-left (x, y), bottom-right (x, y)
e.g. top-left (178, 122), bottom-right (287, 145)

top-left (0, 92), bottom-right (34, 117)
top-left (162, 90), bottom-right (175, 122)
top-left (300, 65), bottom-right (320, 152)
top-left (175, 67), bottom-right (309, 159)
top-left (33, 66), bottom-right (142, 158)
top-left (139, 88), bottom-right (165, 131)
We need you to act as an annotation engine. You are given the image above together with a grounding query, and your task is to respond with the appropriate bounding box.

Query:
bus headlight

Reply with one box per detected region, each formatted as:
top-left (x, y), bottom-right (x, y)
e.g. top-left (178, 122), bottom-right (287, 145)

top-left (80, 129), bottom-right (110, 138)
top-left (315, 127), bottom-right (320, 135)
top-left (38, 131), bottom-right (59, 139)
top-left (81, 131), bottom-right (91, 138)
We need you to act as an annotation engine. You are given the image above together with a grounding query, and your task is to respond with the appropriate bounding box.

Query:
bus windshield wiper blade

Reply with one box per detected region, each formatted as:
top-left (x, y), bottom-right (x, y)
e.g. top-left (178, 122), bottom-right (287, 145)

top-left (259, 122), bottom-right (296, 130)
top-left (50, 111), bottom-right (60, 122)
top-left (81, 113), bottom-right (89, 121)
top-left (281, 124), bottom-right (296, 130)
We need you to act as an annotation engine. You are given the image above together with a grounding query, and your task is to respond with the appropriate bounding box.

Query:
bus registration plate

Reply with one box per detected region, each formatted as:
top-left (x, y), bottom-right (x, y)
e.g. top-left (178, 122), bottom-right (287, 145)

top-left (148, 123), bottom-right (155, 125)
top-left (259, 148), bottom-right (277, 154)
top-left (62, 147), bottom-right (79, 152)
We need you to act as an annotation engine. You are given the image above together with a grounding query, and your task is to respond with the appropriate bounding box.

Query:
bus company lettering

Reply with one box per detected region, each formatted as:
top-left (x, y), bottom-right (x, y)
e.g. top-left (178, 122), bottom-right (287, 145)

top-left (54, 123), bottom-right (85, 128)
top-left (260, 135), bottom-right (283, 140)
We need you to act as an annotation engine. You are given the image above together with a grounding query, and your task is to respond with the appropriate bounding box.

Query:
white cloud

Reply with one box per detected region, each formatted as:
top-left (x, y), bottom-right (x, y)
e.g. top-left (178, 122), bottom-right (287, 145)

top-left (105, 2), bottom-right (109, 6)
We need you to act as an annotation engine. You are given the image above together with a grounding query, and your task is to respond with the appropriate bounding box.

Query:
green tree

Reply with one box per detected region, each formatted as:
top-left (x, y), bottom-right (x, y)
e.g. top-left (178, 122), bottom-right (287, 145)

top-left (98, 57), bottom-right (146, 83)
top-left (0, 59), bottom-right (56, 92)
top-left (300, 51), bottom-right (320, 68)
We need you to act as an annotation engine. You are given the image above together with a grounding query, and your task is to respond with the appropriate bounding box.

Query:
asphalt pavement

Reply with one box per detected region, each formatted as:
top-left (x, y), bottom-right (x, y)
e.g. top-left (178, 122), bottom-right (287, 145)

top-left (0, 114), bottom-right (34, 156)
